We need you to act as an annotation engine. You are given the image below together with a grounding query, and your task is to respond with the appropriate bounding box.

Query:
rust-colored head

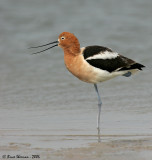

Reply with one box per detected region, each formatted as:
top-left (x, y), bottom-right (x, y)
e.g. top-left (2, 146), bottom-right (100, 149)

top-left (58, 32), bottom-right (80, 55)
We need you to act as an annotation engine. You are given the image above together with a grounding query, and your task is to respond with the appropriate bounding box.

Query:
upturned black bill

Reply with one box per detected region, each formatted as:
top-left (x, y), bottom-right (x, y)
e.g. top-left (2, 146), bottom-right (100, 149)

top-left (29, 41), bottom-right (58, 54)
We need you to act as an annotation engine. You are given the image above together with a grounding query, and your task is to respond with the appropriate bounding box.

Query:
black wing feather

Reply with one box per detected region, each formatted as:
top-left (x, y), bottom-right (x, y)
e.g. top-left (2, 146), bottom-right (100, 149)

top-left (83, 45), bottom-right (113, 59)
top-left (83, 46), bottom-right (145, 73)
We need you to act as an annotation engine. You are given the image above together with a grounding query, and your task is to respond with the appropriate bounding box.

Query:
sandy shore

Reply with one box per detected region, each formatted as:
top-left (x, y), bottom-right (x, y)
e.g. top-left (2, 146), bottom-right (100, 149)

top-left (1, 136), bottom-right (152, 160)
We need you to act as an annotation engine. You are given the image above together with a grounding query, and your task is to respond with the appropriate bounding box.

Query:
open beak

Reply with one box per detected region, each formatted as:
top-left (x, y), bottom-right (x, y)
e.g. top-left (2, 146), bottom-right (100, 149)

top-left (29, 41), bottom-right (58, 54)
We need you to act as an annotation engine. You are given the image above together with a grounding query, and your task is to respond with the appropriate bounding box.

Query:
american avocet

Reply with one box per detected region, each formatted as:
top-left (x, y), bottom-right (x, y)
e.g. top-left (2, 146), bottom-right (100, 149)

top-left (30, 32), bottom-right (145, 142)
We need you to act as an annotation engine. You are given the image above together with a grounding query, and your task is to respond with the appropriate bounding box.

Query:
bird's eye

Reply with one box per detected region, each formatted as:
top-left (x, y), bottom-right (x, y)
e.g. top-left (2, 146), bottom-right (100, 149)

top-left (61, 36), bottom-right (65, 40)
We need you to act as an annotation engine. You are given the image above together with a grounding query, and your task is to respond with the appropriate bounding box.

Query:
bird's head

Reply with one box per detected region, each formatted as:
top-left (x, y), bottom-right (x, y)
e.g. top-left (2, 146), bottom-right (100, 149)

top-left (30, 32), bottom-right (80, 55)
top-left (58, 32), bottom-right (80, 53)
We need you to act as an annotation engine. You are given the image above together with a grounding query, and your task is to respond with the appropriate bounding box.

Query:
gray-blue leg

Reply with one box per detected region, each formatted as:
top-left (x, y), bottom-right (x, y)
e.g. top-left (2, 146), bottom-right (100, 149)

top-left (123, 71), bottom-right (132, 77)
top-left (94, 84), bottom-right (102, 142)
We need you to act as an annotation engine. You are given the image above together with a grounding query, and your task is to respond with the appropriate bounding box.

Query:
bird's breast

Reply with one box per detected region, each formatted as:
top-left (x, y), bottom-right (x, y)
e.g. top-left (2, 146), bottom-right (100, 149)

top-left (64, 53), bottom-right (99, 83)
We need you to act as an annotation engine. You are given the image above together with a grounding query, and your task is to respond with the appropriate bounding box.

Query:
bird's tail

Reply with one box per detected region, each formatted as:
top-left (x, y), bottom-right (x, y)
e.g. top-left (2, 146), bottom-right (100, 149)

top-left (130, 63), bottom-right (145, 70)
top-left (119, 62), bottom-right (145, 71)
top-left (122, 63), bottom-right (145, 77)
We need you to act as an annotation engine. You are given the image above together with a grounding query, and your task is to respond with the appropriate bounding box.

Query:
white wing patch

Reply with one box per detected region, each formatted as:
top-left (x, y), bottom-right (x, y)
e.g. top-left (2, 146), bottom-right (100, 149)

top-left (86, 51), bottom-right (118, 60)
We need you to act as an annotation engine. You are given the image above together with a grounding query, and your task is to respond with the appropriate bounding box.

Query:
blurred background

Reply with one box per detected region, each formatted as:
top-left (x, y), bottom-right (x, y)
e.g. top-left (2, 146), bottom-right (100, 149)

top-left (0, 0), bottom-right (152, 151)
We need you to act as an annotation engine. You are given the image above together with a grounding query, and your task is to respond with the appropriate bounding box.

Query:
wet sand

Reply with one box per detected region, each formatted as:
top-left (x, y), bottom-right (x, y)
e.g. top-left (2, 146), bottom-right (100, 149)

top-left (1, 131), bottom-right (152, 160)
top-left (49, 138), bottom-right (152, 160)
top-left (0, 135), bottom-right (152, 160)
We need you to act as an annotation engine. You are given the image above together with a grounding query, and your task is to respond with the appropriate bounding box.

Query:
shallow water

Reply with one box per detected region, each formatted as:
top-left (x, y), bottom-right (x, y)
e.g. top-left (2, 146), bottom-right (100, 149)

top-left (0, 0), bottom-right (152, 159)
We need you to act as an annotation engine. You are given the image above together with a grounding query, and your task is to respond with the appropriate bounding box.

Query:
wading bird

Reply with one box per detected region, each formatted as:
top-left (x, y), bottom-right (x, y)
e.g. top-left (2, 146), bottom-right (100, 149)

top-left (30, 32), bottom-right (145, 142)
